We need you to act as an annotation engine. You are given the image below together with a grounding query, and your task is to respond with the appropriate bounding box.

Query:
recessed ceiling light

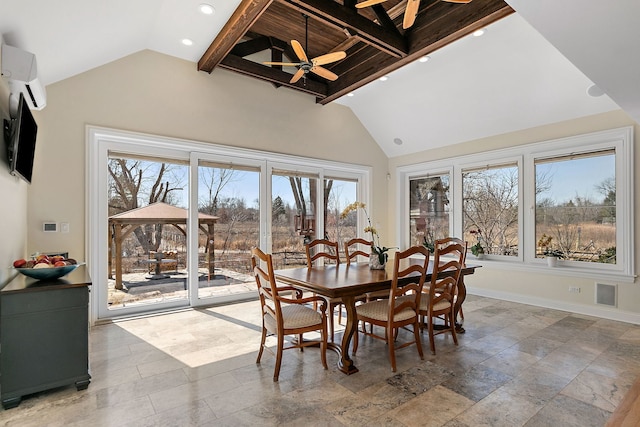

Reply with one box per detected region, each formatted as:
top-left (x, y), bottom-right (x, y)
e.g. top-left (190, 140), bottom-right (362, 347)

top-left (182, 38), bottom-right (194, 46)
top-left (418, 55), bottom-right (430, 63)
top-left (587, 84), bottom-right (605, 97)
top-left (379, 76), bottom-right (389, 82)
top-left (473, 29), bottom-right (486, 37)
top-left (199, 4), bottom-right (215, 15)
top-left (347, 93), bottom-right (354, 97)
top-left (393, 138), bottom-right (403, 145)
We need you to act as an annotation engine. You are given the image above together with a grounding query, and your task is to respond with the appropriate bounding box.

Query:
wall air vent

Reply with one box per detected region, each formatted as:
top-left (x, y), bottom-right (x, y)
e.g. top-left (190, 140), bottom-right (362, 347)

top-left (595, 282), bottom-right (617, 307)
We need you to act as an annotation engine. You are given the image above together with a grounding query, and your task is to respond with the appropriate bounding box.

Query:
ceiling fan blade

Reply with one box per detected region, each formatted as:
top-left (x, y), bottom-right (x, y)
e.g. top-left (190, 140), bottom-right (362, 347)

top-left (442, 0), bottom-right (472, 3)
top-left (263, 62), bottom-right (299, 66)
top-left (403, 0), bottom-right (421, 29)
top-left (311, 66), bottom-right (338, 81)
top-left (355, 0), bottom-right (388, 8)
top-left (312, 51), bottom-right (346, 66)
top-left (290, 68), bottom-right (305, 84)
top-left (291, 40), bottom-right (308, 63)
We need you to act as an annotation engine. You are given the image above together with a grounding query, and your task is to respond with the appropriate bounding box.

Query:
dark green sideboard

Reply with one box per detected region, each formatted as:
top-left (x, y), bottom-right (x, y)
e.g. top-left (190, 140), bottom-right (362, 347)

top-left (0, 265), bottom-right (91, 409)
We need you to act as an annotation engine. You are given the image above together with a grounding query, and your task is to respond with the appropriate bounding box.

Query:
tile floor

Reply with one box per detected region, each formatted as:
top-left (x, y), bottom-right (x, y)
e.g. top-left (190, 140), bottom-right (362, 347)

top-left (1, 295), bottom-right (639, 426)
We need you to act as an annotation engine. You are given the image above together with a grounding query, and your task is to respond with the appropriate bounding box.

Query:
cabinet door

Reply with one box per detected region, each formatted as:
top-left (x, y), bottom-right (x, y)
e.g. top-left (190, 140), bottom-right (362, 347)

top-left (1, 287), bottom-right (89, 397)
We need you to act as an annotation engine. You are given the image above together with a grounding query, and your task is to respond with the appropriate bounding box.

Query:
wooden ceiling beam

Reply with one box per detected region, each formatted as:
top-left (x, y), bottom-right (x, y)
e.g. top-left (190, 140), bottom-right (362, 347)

top-left (199, 0), bottom-right (274, 72)
top-left (371, 4), bottom-right (398, 33)
top-left (319, 2), bottom-right (514, 104)
top-left (281, 0), bottom-right (408, 57)
top-left (230, 36), bottom-right (273, 57)
top-left (220, 54), bottom-right (328, 98)
top-left (343, 0), bottom-right (357, 9)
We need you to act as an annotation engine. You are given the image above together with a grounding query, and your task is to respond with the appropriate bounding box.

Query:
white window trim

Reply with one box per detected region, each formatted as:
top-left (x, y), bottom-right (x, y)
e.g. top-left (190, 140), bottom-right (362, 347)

top-left (397, 126), bottom-right (634, 283)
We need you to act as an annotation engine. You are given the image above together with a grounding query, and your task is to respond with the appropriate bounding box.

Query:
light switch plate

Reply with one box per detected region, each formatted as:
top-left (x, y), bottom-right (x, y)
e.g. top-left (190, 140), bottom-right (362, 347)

top-left (61, 222), bottom-right (70, 233)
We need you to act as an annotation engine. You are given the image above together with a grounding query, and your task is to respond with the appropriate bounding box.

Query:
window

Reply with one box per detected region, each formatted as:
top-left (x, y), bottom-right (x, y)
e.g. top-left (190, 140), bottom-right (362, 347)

top-left (462, 164), bottom-right (519, 257)
top-left (535, 151), bottom-right (616, 264)
top-left (409, 174), bottom-right (450, 249)
top-left (397, 126), bottom-right (633, 280)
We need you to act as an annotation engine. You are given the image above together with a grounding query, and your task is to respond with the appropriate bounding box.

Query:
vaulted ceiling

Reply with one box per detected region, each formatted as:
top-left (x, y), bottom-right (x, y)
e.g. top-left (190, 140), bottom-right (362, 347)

top-left (2, 0), bottom-right (636, 157)
top-left (198, 0), bottom-right (514, 104)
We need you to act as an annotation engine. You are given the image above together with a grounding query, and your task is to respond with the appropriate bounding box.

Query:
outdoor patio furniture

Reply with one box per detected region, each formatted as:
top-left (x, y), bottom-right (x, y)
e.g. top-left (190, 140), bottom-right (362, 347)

top-left (147, 251), bottom-right (178, 275)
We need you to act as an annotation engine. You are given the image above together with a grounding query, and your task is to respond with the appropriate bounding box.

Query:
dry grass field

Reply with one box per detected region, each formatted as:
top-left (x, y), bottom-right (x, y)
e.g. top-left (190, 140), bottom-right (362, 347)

top-left (113, 219), bottom-right (617, 278)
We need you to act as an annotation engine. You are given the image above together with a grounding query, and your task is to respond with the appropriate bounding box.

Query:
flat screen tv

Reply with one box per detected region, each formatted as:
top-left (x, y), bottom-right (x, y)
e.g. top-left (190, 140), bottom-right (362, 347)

top-left (5, 92), bottom-right (37, 184)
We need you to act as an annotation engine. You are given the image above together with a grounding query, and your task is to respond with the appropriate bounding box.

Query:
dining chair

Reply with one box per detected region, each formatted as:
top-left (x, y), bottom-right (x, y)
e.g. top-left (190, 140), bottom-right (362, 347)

top-left (345, 237), bottom-right (386, 333)
top-left (251, 247), bottom-right (328, 382)
top-left (343, 238), bottom-right (375, 332)
top-left (344, 238), bottom-right (372, 264)
top-left (345, 238), bottom-right (385, 304)
top-left (418, 237), bottom-right (467, 355)
top-left (305, 239), bottom-right (342, 342)
top-left (353, 245), bottom-right (429, 372)
top-left (305, 238), bottom-right (341, 267)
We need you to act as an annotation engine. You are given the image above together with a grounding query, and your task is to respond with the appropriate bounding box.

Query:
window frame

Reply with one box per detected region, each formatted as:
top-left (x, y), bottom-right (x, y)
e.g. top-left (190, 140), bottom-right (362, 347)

top-left (459, 156), bottom-right (523, 262)
top-left (397, 126), bottom-right (634, 282)
top-left (400, 166), bottom-right (454, 248)
top-left (407, 172), bottom-right (453, 247)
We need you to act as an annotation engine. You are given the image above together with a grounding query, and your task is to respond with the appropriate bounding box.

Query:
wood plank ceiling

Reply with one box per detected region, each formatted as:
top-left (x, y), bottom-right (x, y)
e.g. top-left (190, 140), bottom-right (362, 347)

top-left (198, 0), bottom-right (514, 105)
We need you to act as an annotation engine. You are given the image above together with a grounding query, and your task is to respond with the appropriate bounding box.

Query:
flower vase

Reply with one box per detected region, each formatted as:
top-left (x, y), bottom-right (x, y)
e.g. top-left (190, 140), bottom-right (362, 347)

top-left (369, 252), bottom-right (386, 270)
top-left (546, 256), bottom-right (558, 267)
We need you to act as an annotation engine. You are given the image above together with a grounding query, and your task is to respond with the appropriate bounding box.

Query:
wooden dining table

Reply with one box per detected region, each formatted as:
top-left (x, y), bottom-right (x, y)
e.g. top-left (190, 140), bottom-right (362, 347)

top-left (274, 259), bottom-right (479, 375)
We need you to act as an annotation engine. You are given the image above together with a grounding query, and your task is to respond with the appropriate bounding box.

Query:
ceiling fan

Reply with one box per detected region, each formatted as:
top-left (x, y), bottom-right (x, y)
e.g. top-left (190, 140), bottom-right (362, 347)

top-left (356, 0), bottom-right (473, 30)
top-left (263, 15), bottom-right (346, 84)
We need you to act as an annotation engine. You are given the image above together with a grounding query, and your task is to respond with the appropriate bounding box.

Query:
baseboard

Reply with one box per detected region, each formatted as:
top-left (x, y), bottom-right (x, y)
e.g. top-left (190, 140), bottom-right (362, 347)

top-left (467, 286), bottom-right (640, 325)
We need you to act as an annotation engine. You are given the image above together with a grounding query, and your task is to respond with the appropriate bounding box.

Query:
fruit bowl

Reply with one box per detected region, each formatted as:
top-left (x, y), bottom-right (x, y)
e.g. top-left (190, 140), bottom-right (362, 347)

top-left (15, 264), bottom-right (80, 280)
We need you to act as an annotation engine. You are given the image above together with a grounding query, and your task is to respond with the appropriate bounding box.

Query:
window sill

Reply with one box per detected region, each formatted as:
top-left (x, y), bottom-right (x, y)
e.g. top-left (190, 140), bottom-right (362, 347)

top-left (469, 257), bottom-right (636, 284)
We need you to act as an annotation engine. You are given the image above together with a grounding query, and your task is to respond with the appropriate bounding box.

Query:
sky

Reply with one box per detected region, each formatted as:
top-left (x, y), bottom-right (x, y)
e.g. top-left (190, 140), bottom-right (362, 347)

top-left (156, 166), bottom-right (356, 212)
top-left (536, 154), bottom-right (614, 204)
top-left (124, 155), bottom-right (611, 211)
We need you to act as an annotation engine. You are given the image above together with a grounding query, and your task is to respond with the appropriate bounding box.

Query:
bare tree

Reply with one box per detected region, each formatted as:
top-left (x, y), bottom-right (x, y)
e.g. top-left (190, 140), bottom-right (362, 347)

top-left (288, 177), bottom-right (333, 241)
top-left (199, 167), bottom-right (238, 216)
top-left (596, 176), bottom-right (616, 223)
top-left (463, 168), bottom-right (518, 255)
top-left (108, 158), bottom-right (183, 253)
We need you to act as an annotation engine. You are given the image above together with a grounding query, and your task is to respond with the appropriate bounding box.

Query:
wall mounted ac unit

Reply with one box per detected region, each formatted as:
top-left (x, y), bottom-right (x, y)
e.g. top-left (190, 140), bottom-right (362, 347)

top-left (1, 44), bottom-right (46, 110)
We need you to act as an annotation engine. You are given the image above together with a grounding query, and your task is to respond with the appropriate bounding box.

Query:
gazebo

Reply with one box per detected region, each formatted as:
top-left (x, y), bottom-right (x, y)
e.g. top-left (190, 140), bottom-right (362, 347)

top-left (109, 202), bottom-right (218, 289)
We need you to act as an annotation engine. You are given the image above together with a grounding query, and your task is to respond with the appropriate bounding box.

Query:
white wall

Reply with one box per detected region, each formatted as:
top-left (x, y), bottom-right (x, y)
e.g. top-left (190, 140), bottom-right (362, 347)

top-left (389, 110), bottom-right (640, 323)
top-left (26, 50), bottom-right (389, 262)
top-left (0, 40), bottom-right (29, 285)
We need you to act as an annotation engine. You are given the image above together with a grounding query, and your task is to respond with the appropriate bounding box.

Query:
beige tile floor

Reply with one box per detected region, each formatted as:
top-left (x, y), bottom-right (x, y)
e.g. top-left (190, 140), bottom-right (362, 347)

top-left (1, 295), bottom-right (639, 426)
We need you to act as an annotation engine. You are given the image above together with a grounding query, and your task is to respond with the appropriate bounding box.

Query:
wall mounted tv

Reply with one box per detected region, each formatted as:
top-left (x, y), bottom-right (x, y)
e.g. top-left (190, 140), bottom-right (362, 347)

top-left (3, 92), bottom-right (37, 184)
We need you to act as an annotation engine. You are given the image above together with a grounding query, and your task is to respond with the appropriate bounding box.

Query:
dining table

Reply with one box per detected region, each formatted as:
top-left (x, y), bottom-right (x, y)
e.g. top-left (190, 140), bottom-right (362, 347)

top-left (274, 259), bottom-right (479, 375)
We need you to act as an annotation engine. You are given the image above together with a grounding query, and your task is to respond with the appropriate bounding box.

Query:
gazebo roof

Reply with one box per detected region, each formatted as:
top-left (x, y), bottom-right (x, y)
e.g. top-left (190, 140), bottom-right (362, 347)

top-left (109, 202), bottom-right (218, 224)
top-left (108, 202), bottom-right (218, 289)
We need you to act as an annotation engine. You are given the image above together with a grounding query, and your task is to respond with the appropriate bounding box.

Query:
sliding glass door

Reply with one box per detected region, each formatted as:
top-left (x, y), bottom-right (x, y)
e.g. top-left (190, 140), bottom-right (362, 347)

top-left (195, 157), bottom-right (261, 304)
top-left (89, 127), bottom-right (370, 321)
top-left (106, 152), bottom-right (191, 314)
